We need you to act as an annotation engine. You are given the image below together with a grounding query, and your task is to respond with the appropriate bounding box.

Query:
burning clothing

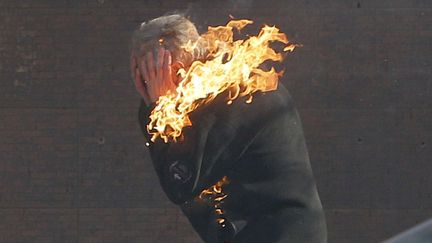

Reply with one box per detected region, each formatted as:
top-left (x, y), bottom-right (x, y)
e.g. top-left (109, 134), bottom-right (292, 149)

top-left (138, 83), bottom-right (327, 242)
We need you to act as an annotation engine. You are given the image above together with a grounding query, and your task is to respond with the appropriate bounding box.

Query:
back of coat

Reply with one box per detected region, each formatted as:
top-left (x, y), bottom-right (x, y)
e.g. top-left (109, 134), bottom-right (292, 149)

top-left (138, 82), bottom-right (327, 243)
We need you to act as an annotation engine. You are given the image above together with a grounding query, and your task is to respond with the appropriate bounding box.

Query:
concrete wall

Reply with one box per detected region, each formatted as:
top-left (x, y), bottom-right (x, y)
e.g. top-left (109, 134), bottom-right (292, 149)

top-left (0, 0), bottom-right (431, 242)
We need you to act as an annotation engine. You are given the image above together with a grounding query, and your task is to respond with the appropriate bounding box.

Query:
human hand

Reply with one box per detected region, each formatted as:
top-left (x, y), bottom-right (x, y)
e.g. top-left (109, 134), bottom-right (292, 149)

top-left (130, 52), bottom-right (151, 106)
top-left (130, 47), bottom-right (177, 106)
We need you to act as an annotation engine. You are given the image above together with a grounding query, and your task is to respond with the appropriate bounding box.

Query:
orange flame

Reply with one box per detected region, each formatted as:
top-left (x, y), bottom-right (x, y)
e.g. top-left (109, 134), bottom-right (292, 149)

top-left (197, 176), bottom-right (230, 226)
top-left (199, 176), bottom-right (230, 200)
top-left (147, 19), bottom-right (298, 143)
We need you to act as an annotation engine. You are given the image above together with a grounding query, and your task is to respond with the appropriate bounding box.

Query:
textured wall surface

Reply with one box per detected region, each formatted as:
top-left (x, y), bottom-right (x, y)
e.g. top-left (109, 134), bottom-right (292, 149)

top-left (0, 0), bottom-right (431, 242)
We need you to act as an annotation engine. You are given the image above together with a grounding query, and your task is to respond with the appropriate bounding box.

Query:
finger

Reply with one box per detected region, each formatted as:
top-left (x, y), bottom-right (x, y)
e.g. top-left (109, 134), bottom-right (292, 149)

top-left (134, 68), bottom-right (146, 96)
top-left (156, 47), bottom-right (165, 82)
top-left (140, 58), bottom-right (150, 83)
top-left (163, 50), bottom-right (174, 92)
top-left (134, 67), bottom-right (151, 104)
top-left (140, 58), bottom-right (156, 102)
top-left (134, 66), bottom-right (146, 96)
top-left (146, 51), bottom-right (156, 81)
top-left (142, 59), bottom-right (157, 102)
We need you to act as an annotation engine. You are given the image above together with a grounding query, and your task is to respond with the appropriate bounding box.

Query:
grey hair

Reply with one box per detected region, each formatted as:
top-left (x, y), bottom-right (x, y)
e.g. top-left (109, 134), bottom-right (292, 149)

top-left (131, 14), bottom-right (207, 66)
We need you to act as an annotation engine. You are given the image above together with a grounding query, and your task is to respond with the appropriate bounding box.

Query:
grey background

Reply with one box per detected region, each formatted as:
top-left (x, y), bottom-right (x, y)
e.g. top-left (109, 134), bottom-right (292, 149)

top-left (0, 0), bottom-right (431, 242)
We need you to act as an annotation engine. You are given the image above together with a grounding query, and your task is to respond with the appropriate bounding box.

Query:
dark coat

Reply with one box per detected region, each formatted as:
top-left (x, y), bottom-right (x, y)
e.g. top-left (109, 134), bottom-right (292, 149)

top-left (138, 83), bottom-right (327, 243)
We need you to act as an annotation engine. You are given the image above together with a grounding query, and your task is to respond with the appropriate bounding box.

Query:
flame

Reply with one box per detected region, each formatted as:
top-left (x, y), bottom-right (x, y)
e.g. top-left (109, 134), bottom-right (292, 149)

top-left (147, 19), bottom-right (299, 143)
top-left (199, 176), bottom-right (230, 199)
top-left (217, 218), bottom-right (226, 224)
top-left (197, 176), bottom-right (230, 227)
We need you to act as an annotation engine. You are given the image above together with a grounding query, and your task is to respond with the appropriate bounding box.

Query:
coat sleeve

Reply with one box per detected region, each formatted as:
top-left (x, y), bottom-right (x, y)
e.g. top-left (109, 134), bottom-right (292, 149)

top-left (137, 98), bottom-right (221, 205)
top-left (137, 99), bottom-right (172, 191)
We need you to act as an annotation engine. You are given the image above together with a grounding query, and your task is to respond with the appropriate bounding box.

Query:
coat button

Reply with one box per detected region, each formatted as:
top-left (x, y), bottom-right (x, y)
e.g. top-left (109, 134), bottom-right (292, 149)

top-left (168, 160), bottom-right (192, 183)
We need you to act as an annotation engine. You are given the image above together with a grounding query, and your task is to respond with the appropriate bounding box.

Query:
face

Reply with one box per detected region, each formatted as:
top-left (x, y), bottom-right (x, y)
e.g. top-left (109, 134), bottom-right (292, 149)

top-left (138, 41), bottom-right (193, 87)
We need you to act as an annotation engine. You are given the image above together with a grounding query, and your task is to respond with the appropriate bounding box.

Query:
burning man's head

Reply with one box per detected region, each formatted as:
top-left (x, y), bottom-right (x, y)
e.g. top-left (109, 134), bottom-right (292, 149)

top-left (131, 14), bottom-right (206, 80)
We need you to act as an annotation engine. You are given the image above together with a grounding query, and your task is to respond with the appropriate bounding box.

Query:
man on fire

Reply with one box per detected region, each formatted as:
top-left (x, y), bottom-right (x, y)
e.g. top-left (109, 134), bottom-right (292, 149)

top-left (130, 14), bottom-right (327, 243)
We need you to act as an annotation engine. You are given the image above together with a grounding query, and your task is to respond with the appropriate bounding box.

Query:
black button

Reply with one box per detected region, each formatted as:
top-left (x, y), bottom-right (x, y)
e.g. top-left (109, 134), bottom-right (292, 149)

top-left (168, 160), bottom-right (192, 183)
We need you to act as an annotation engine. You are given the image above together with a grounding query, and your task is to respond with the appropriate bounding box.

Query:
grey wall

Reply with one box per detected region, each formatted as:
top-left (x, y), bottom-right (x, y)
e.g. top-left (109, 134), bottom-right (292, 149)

top-left (0, 0), bottom-right (431, 242)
